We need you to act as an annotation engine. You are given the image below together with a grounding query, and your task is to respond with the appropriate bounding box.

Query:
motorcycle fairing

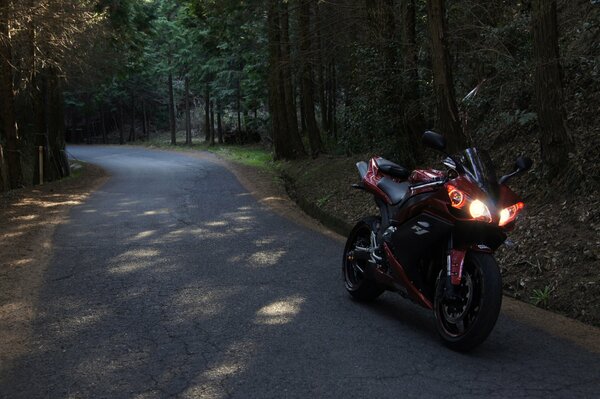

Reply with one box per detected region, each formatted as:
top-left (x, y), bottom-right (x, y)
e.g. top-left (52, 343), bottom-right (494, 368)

top-left (383, 243), bottom-right (433, 309)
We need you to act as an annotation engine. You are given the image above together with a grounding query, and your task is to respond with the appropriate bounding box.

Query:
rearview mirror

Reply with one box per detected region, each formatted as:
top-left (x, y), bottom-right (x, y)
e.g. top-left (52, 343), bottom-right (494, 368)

top-left (515, 156), bottom-right (533, 172)
top-left (499, 156), bottom-right (533, 184)
top-left (422, 131), bottom-right (447, 151)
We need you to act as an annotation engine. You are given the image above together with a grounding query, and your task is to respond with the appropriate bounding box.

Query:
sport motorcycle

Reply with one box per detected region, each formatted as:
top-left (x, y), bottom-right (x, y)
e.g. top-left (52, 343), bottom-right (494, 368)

top-left (343, 131), bottom-right (532, 351)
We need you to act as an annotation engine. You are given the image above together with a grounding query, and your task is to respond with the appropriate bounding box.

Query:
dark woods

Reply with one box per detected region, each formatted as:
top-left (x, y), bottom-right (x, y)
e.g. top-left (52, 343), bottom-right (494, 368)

top-left (0, 0), bottom-right (598, 192)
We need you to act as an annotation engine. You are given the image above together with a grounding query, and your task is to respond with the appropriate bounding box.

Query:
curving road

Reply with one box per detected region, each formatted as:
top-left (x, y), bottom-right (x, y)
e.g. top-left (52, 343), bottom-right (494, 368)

top-left (2, 146), bottom-right (598, 398)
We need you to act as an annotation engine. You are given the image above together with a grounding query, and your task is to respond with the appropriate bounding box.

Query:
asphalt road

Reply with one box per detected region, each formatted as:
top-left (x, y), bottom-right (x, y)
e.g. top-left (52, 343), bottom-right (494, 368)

top-left (2, 146), bottom-right (598, 398)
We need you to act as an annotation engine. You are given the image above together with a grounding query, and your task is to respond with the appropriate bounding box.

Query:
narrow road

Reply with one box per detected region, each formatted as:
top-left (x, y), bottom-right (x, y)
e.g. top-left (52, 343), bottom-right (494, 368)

top-left (2, 146), bottom-right (598, 398)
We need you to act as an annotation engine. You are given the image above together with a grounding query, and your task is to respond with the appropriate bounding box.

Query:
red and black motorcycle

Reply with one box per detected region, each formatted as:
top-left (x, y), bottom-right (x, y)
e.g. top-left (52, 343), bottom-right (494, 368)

top-left (343, 131), bottom-right (532, 351)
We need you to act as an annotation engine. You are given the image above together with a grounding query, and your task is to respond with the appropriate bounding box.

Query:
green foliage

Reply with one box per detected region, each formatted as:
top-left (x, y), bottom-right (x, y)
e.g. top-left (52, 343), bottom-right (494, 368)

top-left (531, 286), bottom-right (554, 308)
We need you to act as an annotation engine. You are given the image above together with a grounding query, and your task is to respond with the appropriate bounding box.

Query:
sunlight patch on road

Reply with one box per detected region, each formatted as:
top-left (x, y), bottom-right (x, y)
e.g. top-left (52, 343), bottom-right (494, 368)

top-left (55, 309), bottom-right (109, 338)
top-left (130, 230), bottom-right (156, 240)
top-left (254, 295), bottom-right (305, 325)
top-left (184, 339), bottom-right (256, 399)
top-left (109, 249), bottom-right (160, 274)
top-left (205, 221), bottom-right (228, 227)
top-left (142, 208), bottom-right (170, 216)
top-left (248, 250), bottom-right (285, 268)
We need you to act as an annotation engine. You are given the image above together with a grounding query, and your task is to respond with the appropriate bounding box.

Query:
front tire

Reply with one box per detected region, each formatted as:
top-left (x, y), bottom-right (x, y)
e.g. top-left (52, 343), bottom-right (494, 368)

top-left (342, 216), bottom-right (385, 301)
top-left (434, 252), bottom-right (502, 352)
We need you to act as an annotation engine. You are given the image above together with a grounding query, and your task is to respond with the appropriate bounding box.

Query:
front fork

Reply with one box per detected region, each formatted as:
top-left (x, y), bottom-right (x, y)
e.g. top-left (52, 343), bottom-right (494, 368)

top-left (445, 235), bottom-right (493, 292)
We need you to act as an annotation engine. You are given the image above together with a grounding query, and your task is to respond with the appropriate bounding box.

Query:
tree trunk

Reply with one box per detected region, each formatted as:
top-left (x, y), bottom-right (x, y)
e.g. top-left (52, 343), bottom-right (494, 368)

top-left (129, 90), bottom-right (136, 142)
top-left (185, 76), bottom-right (191, 145)
top-left (237, 83), bottom-right (242, 137)
top-left (209, 100), bottom-right (215, 145)
top-left (281, 3), bottom-right (301, 143)
top-left (298, 0), bottom-right (323, 156)
top-left (204, 83), bottom-right (211, 142)
top-left (401, 0), bottom-right (425, 161)
top-left (119, 101), bottom-right (125, 145)
top-left (532, 0), bottom-right (572, 179)
top-left (0, 0), bottom-right (22, 188)
top-left (316, 2), bottom-right (328, 133)
top-left (426, 0), bottom-right (465, 153)
top-left (141, 99), bottom-right (148, 140)
top-left (100, 105), bottom-right (107, 144)
top-left (46, 67), bottom-right (68, 179)
top-left (267, 0), bottom-right (305, 159)
top-left (168, 72), bottom-right (176, 145)
top-left (217, 100), bottom-right (223, 144)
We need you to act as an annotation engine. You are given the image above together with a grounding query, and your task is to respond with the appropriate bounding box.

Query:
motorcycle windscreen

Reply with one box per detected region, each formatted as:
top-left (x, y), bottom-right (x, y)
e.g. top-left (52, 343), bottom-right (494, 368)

top-left (389, 213), bottom-right (453, 270)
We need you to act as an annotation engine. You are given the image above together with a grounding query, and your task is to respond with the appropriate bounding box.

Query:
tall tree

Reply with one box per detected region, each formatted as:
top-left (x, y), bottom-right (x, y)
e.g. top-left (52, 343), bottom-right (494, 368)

top-left (426, 0), bottom-right (466, 152)
top-left (267, 0), bottom-right (305, 160)
top-left (401, 0), bottom-right (425, 159)
top-left (184, 75), bottom-right (191, 145)
top-left (168, 71), bottom-right (176, 144)
top-left (280, 3), bottom-right (300, 148)
top-left (0, 0), bottom-right (22, 188)
top-left (532, 0), bottom-right (573, 179)
top-left (298, 0), bottom-right (323, 156)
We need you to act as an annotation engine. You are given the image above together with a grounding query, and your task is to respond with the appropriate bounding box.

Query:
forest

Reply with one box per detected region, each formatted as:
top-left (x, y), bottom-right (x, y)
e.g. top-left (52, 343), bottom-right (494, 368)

top-left (0, 0), bottom-right (598, 193)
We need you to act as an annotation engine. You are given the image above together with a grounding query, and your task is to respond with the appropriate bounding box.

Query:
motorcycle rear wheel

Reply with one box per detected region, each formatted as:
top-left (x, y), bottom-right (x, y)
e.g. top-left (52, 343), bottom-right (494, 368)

top-left (434, 252), bottom-right (502, 352)
top-left (342, 216), bottom-right (385, 301)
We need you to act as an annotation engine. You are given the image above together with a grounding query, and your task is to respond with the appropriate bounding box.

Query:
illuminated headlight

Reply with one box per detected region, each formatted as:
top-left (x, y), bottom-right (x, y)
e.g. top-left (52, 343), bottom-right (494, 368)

top-left (469, 199), bottom-right (492, 222)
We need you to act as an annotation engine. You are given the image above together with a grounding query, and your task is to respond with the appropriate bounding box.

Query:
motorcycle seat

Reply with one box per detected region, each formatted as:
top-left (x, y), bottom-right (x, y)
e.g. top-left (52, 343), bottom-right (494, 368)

top-left (377, 177), bottom-right (410, 205)
top-left (376, 158), bottom-right (410, 180)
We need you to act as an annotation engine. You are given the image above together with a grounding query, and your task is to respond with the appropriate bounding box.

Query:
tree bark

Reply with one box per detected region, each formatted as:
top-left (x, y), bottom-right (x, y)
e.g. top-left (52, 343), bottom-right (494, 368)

top-left (168, 72), bottom-right (176, 145)
top-left (237, 79), bottom-right (242, 137)
top-left (0, 0), bottom-right (22, 188)
top-left (217, 99), bottom-right (223, 144)
top-left (426, 0), bottom-right (465, 153)
top-left (298, 0), bottom-right (323, 156)
top-left (46, 67), bottom-right (68, 179)
top-left (209, 99), bottom-right (215, 145)
top-left (316, 2), bottom-right (328, 133)
top-left (401, 0), bottom-right (425, 160)
top-left (141, 99), bottom-right (148, 140)
top-left (100, 104), bottom-right (107, 144)
top-left (204, 83), bottom-right (211, 142)
top-left (129, 90), bottom-right (136, 142)
top-left (532, 0), bottom-right (572, 179)
top-left (281, 3), bottom-right (301, 143)
top-left (185, 76), bottom-right (191, 145)
top-left (267, 0), bottom-right (305, 159)
top-left (119, 101), bottom-right (125, 145)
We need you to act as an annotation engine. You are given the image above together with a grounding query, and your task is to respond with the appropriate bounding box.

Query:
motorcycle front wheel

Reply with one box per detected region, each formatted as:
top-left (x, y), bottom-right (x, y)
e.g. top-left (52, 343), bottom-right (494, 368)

top-left (434, 252), bottom-right (502, 352)
top-left (342, 216), bottom-right (385, 301)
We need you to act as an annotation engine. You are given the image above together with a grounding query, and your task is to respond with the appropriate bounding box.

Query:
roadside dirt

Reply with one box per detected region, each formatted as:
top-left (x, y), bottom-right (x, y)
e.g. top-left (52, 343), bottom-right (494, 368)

top-left (0, 164), bottom-right (107, 375)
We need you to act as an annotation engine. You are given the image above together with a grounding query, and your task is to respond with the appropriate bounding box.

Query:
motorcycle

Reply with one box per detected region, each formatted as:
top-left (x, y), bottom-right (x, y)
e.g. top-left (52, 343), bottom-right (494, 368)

top-left (343, 131), bottom-right (532, 351)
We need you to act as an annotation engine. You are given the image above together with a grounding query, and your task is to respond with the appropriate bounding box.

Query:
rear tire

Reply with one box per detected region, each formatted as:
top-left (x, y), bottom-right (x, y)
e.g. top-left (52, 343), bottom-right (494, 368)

top-left (342, 216), bottom-right (385, 301)
top-left (434, 252), bottom-right (502, 352)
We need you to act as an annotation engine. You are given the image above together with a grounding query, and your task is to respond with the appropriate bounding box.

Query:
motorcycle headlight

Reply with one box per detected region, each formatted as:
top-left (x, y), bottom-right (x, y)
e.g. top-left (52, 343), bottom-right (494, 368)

top-left (446, 185), bottom-right (492, 223)
top-left (498, 202), bottom-right (524, 227)
top-left (469, 199), bottom-right (492, 222)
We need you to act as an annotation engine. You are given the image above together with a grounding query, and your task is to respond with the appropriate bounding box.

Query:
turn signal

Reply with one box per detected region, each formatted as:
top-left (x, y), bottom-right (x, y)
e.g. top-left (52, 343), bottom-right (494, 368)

top-left (469, 199), bottom-right (492, 222)
top-left (499, 202), bottom-right (524, 226)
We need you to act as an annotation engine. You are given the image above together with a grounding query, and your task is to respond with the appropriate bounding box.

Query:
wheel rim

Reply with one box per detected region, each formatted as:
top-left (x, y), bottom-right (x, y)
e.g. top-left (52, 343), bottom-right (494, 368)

top-left (343, 225), bottom-right (371, 289)
top-left (435, 262), bottom-right (483, 338)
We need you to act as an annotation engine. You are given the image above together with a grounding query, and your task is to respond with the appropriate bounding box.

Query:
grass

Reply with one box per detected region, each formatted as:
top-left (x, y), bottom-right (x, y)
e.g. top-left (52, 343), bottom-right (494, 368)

top-left (531, 286), bottom-right (554, 308)
top-left (143, 132), bottom-right (274, 171)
